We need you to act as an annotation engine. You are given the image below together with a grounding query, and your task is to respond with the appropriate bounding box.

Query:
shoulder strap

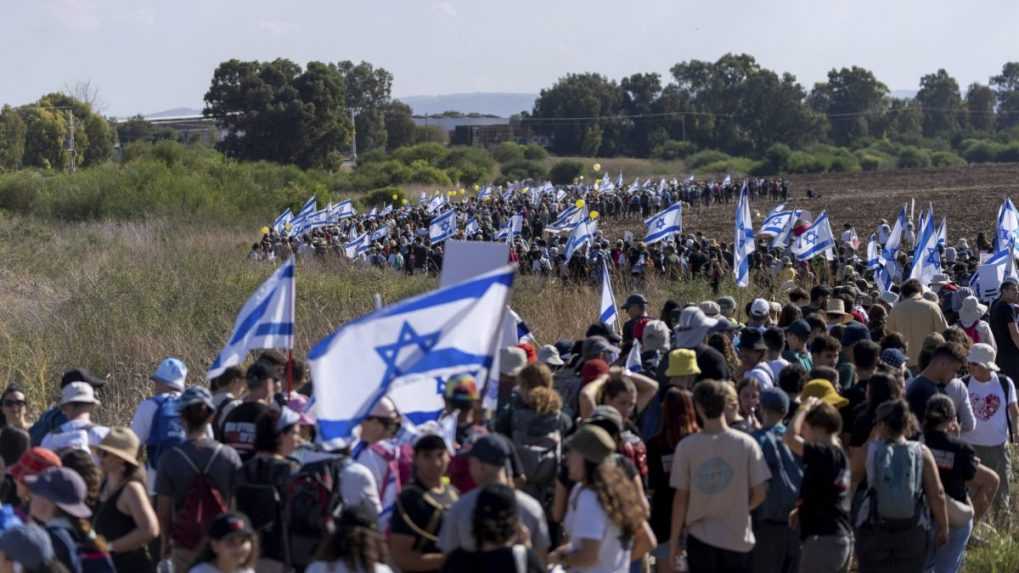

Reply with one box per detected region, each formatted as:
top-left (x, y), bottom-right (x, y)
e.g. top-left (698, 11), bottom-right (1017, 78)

top-left (173, 446), bottom-right (200, 473)
top-left (512, 545), bottom-right (528, 573)
top-left (202, 444), bottom-right (223, 474)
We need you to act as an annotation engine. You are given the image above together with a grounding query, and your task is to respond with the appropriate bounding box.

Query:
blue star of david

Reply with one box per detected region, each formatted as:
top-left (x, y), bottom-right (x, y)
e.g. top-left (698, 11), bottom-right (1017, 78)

top-left (374, 322), bottom-right (441, 384)
top-left (441, 222), bottom-right (450, 232)
top-left (804, 230), bottom-right (818, 245)
top-left (925, 247), bottom-right (939, 265)
top-left (656, 218), bottom-right (665, 229)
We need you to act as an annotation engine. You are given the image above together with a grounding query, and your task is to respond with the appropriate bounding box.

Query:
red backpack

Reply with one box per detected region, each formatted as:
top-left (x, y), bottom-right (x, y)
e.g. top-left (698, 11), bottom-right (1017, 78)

top-left (962, 323), bottom-right (981, 344)
top-left (171, 445), bottom-right (228, 550)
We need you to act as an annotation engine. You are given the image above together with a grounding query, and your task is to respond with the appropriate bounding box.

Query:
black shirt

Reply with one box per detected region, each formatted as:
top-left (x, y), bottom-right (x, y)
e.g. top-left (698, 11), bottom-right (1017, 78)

top-left (798, 443), bottom-right (851, 540)
top-left (442, 546), bottom-right (544, 573)
top-left (390, 479), bottom-right (458, 558)
top-left (990, 300), bottom-right (1019, 378)
top-left (221, 402), bottom-right (271, 462)
top-left (646, 435), bottom-right (683, 541)
top-left (905, 375), bottom-right (940, 426)
top-left (923, 430), bottom-right (978, 502)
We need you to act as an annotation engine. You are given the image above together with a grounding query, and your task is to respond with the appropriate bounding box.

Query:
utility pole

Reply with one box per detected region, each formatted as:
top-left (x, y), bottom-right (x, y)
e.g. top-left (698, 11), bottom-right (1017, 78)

top-left (350, 108), bottom-right (357, 161)
top-left (66, 110), bottom-right (77, 173)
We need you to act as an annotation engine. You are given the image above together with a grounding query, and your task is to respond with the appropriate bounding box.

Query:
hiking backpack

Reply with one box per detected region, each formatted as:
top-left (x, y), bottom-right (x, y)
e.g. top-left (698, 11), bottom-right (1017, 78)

top-left (962, 374), bottom-right (1014, 442)
top-left (864, 441), bottom-right (926, 526)
top-left (171, 444), bottom-right (229, 550)
top-left (284, 456), bottom-right (347, 568)
top-left (753, 428), bottom-right (803, 524)
top-left (235, 456), bottom-right (284, 535)
top-left (619, 427), bottom-right (649, 482)
top-left (146, 394), bottom-right (187, 469)
top-left (48, 525), bottom-right (116, 573)
top-left (510, 410), bottom-right (562, 497)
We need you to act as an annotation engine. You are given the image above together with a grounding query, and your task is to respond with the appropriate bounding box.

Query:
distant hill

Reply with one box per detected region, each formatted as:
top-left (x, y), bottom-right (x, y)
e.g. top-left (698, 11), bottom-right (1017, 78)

top-left (146, 107), bottom-right (203, 119)
top-left (397, 93), bottom-right (537, 118)
top-left (890, 89), bottom-right (918, 100)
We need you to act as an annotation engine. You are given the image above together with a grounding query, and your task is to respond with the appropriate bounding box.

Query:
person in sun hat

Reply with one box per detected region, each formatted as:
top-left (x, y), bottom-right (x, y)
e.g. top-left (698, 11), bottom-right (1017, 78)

top-left (29, 368), bottom-right (107, 447)
top-left (799, 379), bottom-right (849, 410)
top-left (955, 295), bottom-right (995, 350)
top-left (130, 357), bottom-right (191, 494)
top-left (537, 344), bottom-right (566, 369)
top-left (94, 427), bottom-right (159, 572)
top-left (39, 382), bottom-right (109, 455)
top-left (745, 299), bottom-right (772, 333)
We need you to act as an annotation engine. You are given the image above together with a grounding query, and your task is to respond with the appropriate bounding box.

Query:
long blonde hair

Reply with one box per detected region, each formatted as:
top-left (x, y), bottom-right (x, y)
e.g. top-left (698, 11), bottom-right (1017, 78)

top-left (518, 364), bottom-right (561, 415)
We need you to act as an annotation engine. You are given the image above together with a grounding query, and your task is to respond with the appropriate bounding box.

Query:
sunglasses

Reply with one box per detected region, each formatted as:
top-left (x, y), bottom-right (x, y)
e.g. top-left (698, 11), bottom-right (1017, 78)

top-left (2, 400), bottom-right (25, 408)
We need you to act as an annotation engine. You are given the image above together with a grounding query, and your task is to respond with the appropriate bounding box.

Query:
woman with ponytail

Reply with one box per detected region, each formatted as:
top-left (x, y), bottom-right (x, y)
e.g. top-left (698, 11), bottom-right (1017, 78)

top-left (27, 466), bottom-right (114, 573)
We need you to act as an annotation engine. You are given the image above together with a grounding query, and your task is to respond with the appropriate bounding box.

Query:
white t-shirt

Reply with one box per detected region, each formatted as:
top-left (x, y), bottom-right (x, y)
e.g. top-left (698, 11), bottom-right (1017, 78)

top-left (963, 374), bottom-right (1018, 447)
top-left (40, 419), bottom-right (109, 453)
top-left (306, 562), bottom-right (393, 573)
top-left (767, 358), bottom-right (790, 380)
top-left (744, 364), bottom-right (775, 390)
top-left (564, 485), bottom-right (630, 573)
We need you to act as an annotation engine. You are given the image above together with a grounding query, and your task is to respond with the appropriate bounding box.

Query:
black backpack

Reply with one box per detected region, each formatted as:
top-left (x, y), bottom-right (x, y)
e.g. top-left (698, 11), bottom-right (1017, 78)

top-left (235, 456), bottom-right (285, 534)
top-left (962, 374), bottom-right (1015, 442)
top-left (283, 456), bottom-right (348, 568)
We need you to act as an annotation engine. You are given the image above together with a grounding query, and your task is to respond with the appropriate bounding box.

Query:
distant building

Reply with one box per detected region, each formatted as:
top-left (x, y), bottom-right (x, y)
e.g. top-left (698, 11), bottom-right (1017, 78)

top-left (451, 121), bottom-right (550, 149)
top-left (145, 115), bottom-right (224, 145)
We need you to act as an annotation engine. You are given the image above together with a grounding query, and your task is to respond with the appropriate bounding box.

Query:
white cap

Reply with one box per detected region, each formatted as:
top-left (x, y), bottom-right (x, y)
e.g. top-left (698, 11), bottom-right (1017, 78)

top-left (750, 298), bottom-right (770, 318)
top-left (60, 382), bottom-right (100, 406)
top-left (967, 343), bottom-right (999, 372)
top-left (151, 357), bottom-right (187, 391)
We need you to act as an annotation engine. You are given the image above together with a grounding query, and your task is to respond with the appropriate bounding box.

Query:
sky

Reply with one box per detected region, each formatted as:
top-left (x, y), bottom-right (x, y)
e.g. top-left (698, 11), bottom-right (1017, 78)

top-left (1, 0), bottom-right (1016, 117)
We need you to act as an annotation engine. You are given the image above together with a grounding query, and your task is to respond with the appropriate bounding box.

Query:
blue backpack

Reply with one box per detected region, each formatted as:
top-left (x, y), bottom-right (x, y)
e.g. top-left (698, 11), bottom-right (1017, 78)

top-left (146, 394), bottom-right (187, 469)
top-left (752, 425), bottom-right (803, 524)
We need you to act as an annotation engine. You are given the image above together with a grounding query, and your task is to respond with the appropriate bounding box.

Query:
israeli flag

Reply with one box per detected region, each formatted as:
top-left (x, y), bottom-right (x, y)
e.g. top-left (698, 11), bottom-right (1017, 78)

top-left (791, 211), bottom-right (835, 262)
top-left (478, 186), bottom-right (493, 201)
top-left (866, 235), bottom-right (882, 270)
top-left (426, 194), bottom-right (446, 214)
top-left (549, 205), bottom-right (584, 231)
top-left (272, 208), bottom-right (293, 234)
top-left (495, 214), bottom-right (523, 242)
top-left (625, 339), bottom-right (642, 373)
top-left (370, 225), bottom-right (390, 243)
top-left (936, 217), bottom-right (947, 249)
top-left (464, 218), bottom-right (480, 237)
top-left (380, 204), bottom-right (393, 217)
top-left (564, 217), bottom-right (597, 261)
top-left (734, 189), bottom-right (756, 287)
top-left (617, 171), bottom-right (624, 189)
top-left (643, 203), bottom-right (683, 245)
top-left (599, 263), bottom-right (619, 331)
top-left (344, 233), bottom-right (368, 259)
top-left (759, 204), bottom-right (789, 236)
top-left (295, 196), bottom-right (317, 221)
top-left (555, 189), bottom-right (567, 202)
top-left (208, 258), bottom-right (295, 379)
top-left (909, 209), bottom-right (941, 285)
top-left (884, 207), bottom-right (909, 258)
top-left (332, 200), bottom-right (355, 220)
top-left (970, 247), bottom-right (1016, 301)
top-left (429, 210), bottom-right (457, 245)
top-left (996, 199), bottom-right (1019, 256)
top-left (309, 265), bottom-right (514, 441)
top-left (508, 307), bottom-right (535, 343)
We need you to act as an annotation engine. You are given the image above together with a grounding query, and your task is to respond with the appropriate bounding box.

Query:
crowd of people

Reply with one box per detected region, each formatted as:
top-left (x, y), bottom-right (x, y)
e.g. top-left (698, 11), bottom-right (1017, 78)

top-left (247, 177), bottom-right (790, 285)
top-left (6, 179), bottom-right (1019, 572)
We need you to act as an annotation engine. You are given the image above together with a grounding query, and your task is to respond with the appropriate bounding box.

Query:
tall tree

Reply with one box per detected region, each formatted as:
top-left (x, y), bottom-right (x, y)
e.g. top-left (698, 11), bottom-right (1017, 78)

top-left (990, 62), bottom-right (1019, 130)
top-left (881, 98), bottom-right (924, 141)
top-left (914, 69), bottom-right (962, 138)
top-left (620, 73), bottom-right (663, 156)
top-left (383, 100), bottom-right (417, 151)
top-left (735, 70), bottom-right (826, 153)
top-left (808, 66), bottom-right (889, 145)
top-left (964, 83), bottom-right (996, 132)
top-left (19, 105), bottom-right (68, 169)
top-left (670, 53), bottom-right (763, 152)
top-left (529, 73), bottom-right (622, 156)
top-left (0, 105), bottom-right (26, 171)
top-left (335, 61), bottom-right (394, 154)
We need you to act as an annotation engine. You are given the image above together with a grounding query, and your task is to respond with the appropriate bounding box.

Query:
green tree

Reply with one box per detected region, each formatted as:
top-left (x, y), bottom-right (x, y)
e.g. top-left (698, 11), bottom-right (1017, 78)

top-left (530, 73), bottom-right (622, 156)
top-left (82, 113), bottom-right (113, 167)
top-left (736, 70), bottom-right (826, 154)
top-left (882, 99), bottom-right (924, 142)
top-left (964, 83), bottom-right (996, 132)
top-left (620, 73), bottom-right (663, 157)
top-left (336, 60), bottom-right (394, 153)
top-left (20, 105), bottom-right (68, 169)
top-left (670, 53), bottom-right (762, 153)
top-left (383, 100), bottom-right (416, 151)
top-left (32, 93), bottom-right (113, 167)
top-left (808, 66), bottom-right (889, 145)
top-left (0, 105), bottom-right (26, 171)
top-left (990, 62), bottom-right (1019, 130)
top-left (914, 69), bottom-right (962, 138)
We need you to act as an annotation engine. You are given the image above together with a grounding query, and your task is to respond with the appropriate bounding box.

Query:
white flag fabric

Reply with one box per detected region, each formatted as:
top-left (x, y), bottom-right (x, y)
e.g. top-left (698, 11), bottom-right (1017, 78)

top-left (565, 217), bottom-right (597, 261)
top-left (208, 258), bottom-right (295, 379)
top-left (429, 210), bottom-right (457, 245)
top-left (909, 209), bottom-right (941, 285)
top-left (272, 208), bottom-right (293, 234)
top-left (599, 263), bottom-right (619, 332)
top-left (309, 265), bottom-right (514, 443)
top-left (970, 247), bottom-right (1017, 302)
top-left (370, 225), bottom-right (390, 243)
top-left (464, 218), bottom-right (480, 237)
top-left (996, 198), bottom-right (1019, 256)
top-left (426, 194), bottom-right (446, 214)
top-left (866, 235), bottom-right (882, 270)
top-left (495, 214), bottom-right (524, 242)
top-left (734, 190), bottom-right (756, 287)
top-left (936, 217), bottom-right (947, 249)
top-left (643, 203), bottom-right (683, 245)
top-left (625, 339), bottom-right (642, 373)
top-left (759, 204), bottom-right (788, 237)
top-left (344, 233), bottom-right (368, 259)
top-left (548, 205), bottom-right (585, 231)
top-left (791, 211), bottom-right (835, 262)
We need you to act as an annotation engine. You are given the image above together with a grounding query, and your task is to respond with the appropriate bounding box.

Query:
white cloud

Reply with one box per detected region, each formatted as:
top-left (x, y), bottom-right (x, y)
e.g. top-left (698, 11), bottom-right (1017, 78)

top-left (434, 1), bottom-right (457, 18)
top-left (256, 19), bottom-right (300, 38)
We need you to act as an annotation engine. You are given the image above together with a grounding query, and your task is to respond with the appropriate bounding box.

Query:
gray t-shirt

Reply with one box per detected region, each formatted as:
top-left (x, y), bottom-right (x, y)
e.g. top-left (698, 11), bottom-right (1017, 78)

top-left (437, 486), bottom-right (550, 553)
top-left (155, 438), bottom-right (243, 508)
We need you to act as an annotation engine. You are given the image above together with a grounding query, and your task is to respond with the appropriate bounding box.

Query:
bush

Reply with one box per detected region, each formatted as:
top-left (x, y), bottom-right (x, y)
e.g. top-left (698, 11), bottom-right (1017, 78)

top-left (351, 160), bottom-right (412, 188)
top-left (896, 146), bottom-right (931, 169)
top-left (686, 149), bottom-right (732, 170)
top-left (438, 146), bottom-right (496, 185)
top-left (763, 143), bottom-right (792, 174)
top-left (695, 157), bottom-right (758, 176)
top-left (548, 160), bottom-right (584, 185)
top-left (523, 144), bottom-right (548, 161)
top-left (828, 154), bottom-right (862, 173)
top-left (854, 149), bottom-right (894, 172)
top-left (930, 151), bottom-right (966, 168)
top-left (407, 160), bottom-right (453, 185)
top-left (499, 159), bottom-right (548, 183)
top-left (362, 187), bottom-right (405, 208)
top-left (997, 142), bottom-right (1019, 163)
top-left (356, 149), bottom-right (387, 165)
top-left (787, 151), bottom-right (830, 174)
top-left (392, 143), bottom-right (448, 166)
top-left (961, 139), bottom-right (1005, 164)
top-left (652, 140), bottom-right (698, 161)
top-left (492, 142), bottom-right (525, 164)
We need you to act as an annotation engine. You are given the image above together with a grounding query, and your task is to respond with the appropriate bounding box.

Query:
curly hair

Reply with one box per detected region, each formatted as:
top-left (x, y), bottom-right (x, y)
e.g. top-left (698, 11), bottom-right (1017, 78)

top-left (706, 333), bottom-right (739, 373)
top-left (60, 449), bottom-right (101, 512)
top-left (518, 364), bottom-right (561, 415)
top-left (581, 459), bottom-right (647, 544)
top-left (314, 508), bottom-right (389, 571)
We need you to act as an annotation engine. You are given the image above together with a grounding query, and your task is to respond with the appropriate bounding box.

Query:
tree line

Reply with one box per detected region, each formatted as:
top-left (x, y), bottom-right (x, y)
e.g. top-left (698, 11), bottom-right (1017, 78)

top-left (523, 54), bottom-right (1019, 158)
top-left (0, 93), bottom-right (114, 171)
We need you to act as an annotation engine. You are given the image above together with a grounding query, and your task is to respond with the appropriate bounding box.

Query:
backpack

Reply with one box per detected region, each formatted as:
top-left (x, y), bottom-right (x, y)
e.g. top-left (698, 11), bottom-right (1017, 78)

top-left (146, 394), bottom-right (187, 469)
top-left (212, 397), bottom-right (241, 442)
top-left (864, 441), bottom-right (926, 527)
top-left (284, 456), bottom-right (347, 568)
top-left (29, 407), bottom-right (67, 446)
top-left (961, 323), bottom-right (982, 344)
top-left (235, 456), bottom-right (284, 535)
top-left (49, 524), bottom-right (115, 573)
top-left (619, 428), bottom-right (649, 481)
top-left (171, 444), bottom-right (229, 550)
top-left (510, 410), bottom-right (561, 497)
top-left (752, 427), bottom-right (802, 523)
top-left (963, 374), bottom-right (1014, 443)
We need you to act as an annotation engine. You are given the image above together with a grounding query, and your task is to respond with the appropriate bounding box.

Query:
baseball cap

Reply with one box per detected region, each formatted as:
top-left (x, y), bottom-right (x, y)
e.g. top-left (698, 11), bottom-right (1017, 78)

top-left (841, 323), bottom-right (871, 347)
top-left (207, 512), bottom-right (255, 541)
top-left (566, 424), bottom-right (615, 464)
top-left (151, 357), bottom-right (188, 391)
top-left (967, 343), bottom-right (999, 372)
top-left (0, 523), bottom-right (55, 570)
top-left (59, 383), bottom-right (99, 407)
top-left (760, 388), bottom-right (790, 415)
top-left (537, 344), bottom-right (565, 367)
top-left (25, 467), bottom-right (91, 519)
top-left (738, 328), bottom-right (767, 351)
top-left (60, 368), bottom-right (105, 389)
top-left (9, 448), bottom-right (62, 483)
top-left (469, 434), bottom-right (513, 467)
top-left (786, 319), bottom-right (811, 339)
top-left (880, 348), bottom-right (908, 369)
top-left (750, 298), bottom-right (771, 318)
top-left (275, 407), bottom-right (302, 433)
top-left (499, 346), bottom-right (528, 377)
top-left (178, 385), bottom-right (214, 410)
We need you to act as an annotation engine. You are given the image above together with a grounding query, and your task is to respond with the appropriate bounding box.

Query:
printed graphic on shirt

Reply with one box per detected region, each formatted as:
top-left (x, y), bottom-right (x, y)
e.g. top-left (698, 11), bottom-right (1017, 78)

top-left (693, 457), bottom-right (734, 494)
top-left (930, 448), bottom-right (957, 471)
top-left (971, 392), bottom-right (1002, 421)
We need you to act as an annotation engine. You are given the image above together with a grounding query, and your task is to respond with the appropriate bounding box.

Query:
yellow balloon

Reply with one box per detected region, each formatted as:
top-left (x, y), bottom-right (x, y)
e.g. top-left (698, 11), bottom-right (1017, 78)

top-left (521, 187), bottom-right (529, 194)
top-left (401, 199), bottom-right (408, 205)
top-left (260, 226), bottom-right (270, 235)
top-left (575, 199), bottom-right (586, 208)
top-left (391, 193), bottom-right (398, 200)
top-left (593, 163), bottom-right (601, 172)
top-left (590, 211), bottom-right (600, 220)
top-left (473, 184), bottom-right (480, 191)
top-left (579, 175), bottom-right (585, 180)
